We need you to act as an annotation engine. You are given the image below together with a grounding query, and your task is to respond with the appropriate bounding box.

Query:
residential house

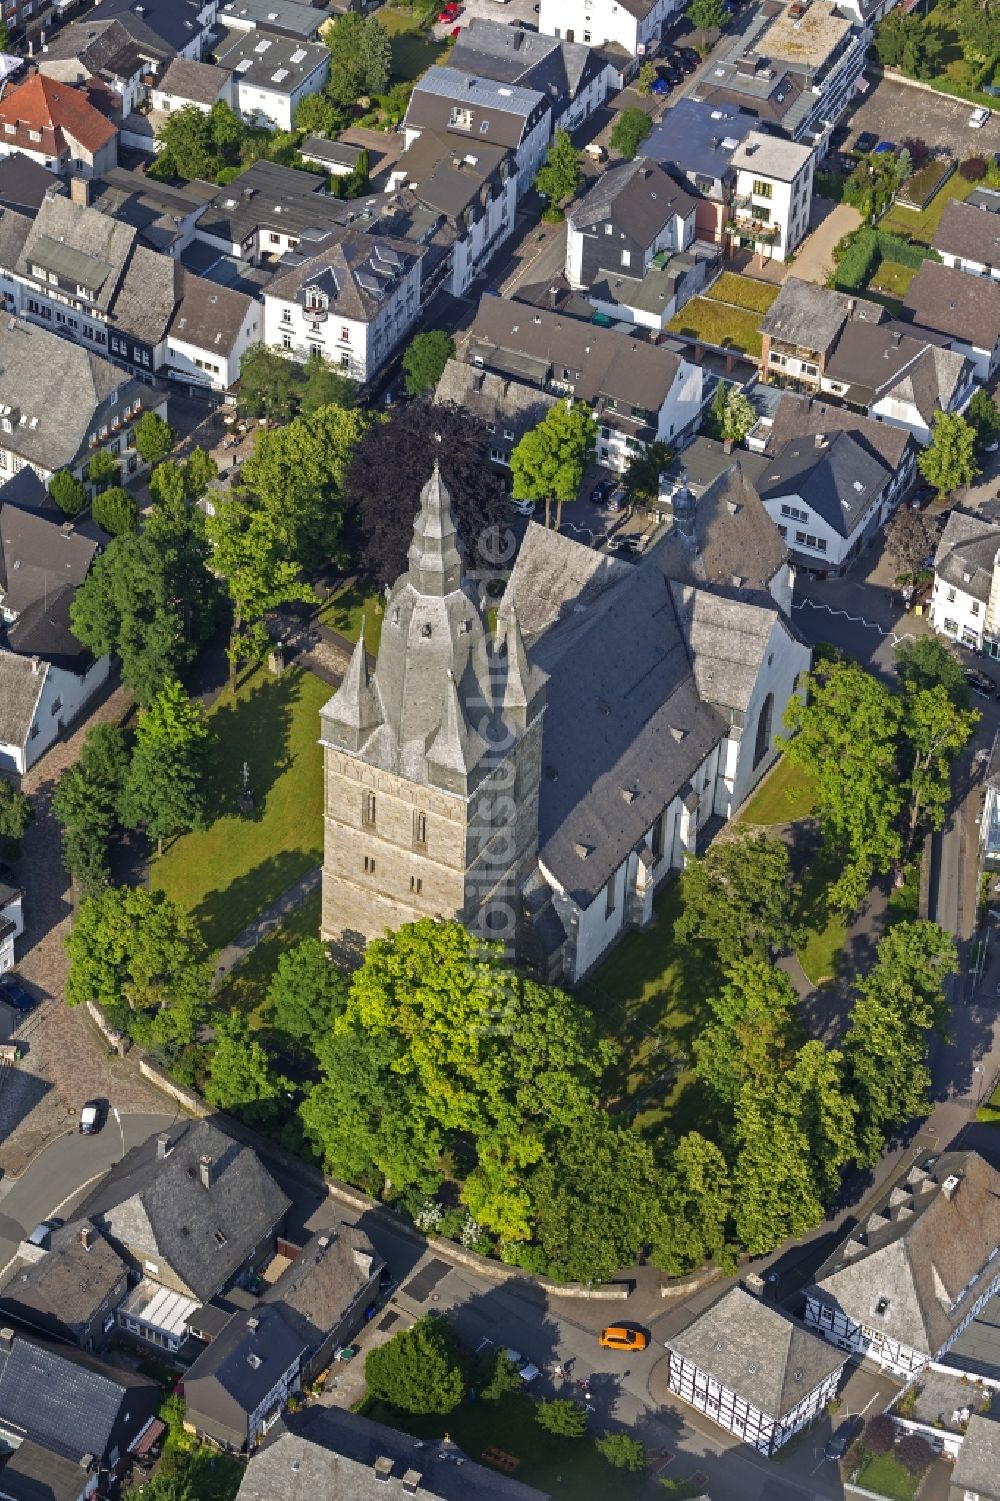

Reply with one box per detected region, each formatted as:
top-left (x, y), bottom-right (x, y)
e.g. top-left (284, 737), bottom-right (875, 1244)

top-left (903, 261), bottom-right (1000, 381)
top-left (264, 227), bottom-right (422, 382)
top-left (0, 1438), bottom-right (99, 1501)
top-left (691, 0), bottom-right (868, 151)
top-left (166, 274), bottom-right (261, 391)
top-left (150, 57), bottom-right (234, 117)
top-left (37, 17), bottom-right (169, 121)
top-left (642, 98), bottom-right (760, 249)
top-left (760, 278), bottom-right (885, 390)
top-left (79, 0), bottom-right (219, 64)
top-left (448, 18), bottom-right (610, 136)
top-left (434, 357), bottom-right (556, 468)
top-left (75, 1121), bottom-right (290, 1353)
top-left (0, 1326), bottom-right (160, 1476)
top-left (214, 29), bottom-right (330, 132)
top-left (217, 0), bottom-right (325, 41)
top-left (403, 66), bottom-right (551, 199)
top-left (184, 1303), bottom-right (308, 1453)
top-left (193, 160), bottom-right (349, 266)
top-left (821, 320), bottom-right (975, 444)
top-left (804, 1151), bottom-right (1000, 1377)
top-left (565, 157), bottom-right (697, 289)
top-left (665, 1286), bottom-right (847, 1456)
top-left (932, 196), bottom-right (1000, 283)
top-left (728, 132), bottom-right (813, 262)
top-left (930, 508), bottom-right (1000, 655)
top-left (298, 137), bottom-right (364, 178)
top-left (0, 1222), bottom-right (129, 1352)
top-left (89, 168), bottom-right (215, 260)
top-left (262, 1225), bottom-right (382, 1382)
top-left (0, 877), bottom-right (22, 974)
top-left (320, 460), bottom-right (809, 982)
top-left (0, 75), bottom-right (117, 180)
top-left (538, 0), bottom-right (675, 58)
top-left (237, 1406), bottom-right (552, 1499)
top-left (950, 1413), bottom-right (1000, 1501)
top-left (465, 296), bottom-right (705, 471)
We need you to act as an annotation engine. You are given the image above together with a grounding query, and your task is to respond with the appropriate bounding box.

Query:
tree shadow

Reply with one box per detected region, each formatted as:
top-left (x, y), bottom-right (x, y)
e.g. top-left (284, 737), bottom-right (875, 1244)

top-left (194, 849), bottom-right (320, 955)
top-left (201, 669), bottom-right (300, 822)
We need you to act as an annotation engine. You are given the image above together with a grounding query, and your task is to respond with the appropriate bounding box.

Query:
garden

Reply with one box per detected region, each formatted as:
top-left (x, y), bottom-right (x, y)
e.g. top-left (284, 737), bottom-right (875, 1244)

top-left (667, 296), bottom-right (766, 357)
top-left (847, 1413), bottom-right (938, 1501)
top-left (874, 0), bottom-right (1000, 109)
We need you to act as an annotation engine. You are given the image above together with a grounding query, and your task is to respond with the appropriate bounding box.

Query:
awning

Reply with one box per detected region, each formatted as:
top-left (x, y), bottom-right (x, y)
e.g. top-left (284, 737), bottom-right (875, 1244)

top-left (129, 1419), bottom-right (166, 1459)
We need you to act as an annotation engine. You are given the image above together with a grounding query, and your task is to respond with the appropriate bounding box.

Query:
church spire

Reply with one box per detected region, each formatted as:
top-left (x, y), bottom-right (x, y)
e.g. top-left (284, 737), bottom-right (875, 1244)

top-left (407, 458), bottom-right (463, 597)
top-left (323, 624), bottom-right (381, 750)
top-left (426, 668), bottom-right (476, 787)
top-left (501, 605), bottom-right (532, 729)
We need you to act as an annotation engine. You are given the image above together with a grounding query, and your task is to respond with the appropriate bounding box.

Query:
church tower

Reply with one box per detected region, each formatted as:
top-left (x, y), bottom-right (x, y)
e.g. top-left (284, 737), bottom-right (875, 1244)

top-left (320, 463), bottom-right (545, 955)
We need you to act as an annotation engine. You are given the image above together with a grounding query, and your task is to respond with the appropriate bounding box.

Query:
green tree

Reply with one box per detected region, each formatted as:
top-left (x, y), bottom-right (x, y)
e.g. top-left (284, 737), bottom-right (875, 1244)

top-left (325, 12), bottom-right (392, 104)
top-left (120, 678), bottom-right (212, 854)
top-left (0, 21), bottom-right (9, 51)
top-left (894, 635), bottom-right (969, 707)
top-left (401, 330), bottom-right (456, 397)
top-left (204, 1012), bottom-right (287, 1122)
top-left (294, 92), bottom-right (349, 136)
top-left (149, 459), bottom-right (187, 508)
top-left (92, 486), bottom-right (138, 536)
top-left (0, 781), bottom-right (31, 848)
top-left (722, 387), bottom-right (756, 444)
top-left (610, 107), bottom-right (652, 160)
top-left (364, 1317), bottom-right (465, 1415)
top-left (510, 400), bottom-right (597, 528)
top-left (783, 1040), bottom-right (857, 1198)
top-left (652, 1131), bottom-right (734, 1276)
top-left (687, 0), bottom-right (729, 33)
top-left (733, 1078), bottom-right (825, 1254)
top-left (237, 345), bottom-right (300, 425)
top-left (875, 13), bottom-right (943, 77)
top-left (693, 960), bottom-right (801, 1108)
top-left (133, 410), bottom-right (176, 467)
top-left (624, 440), bottom-right (672, 503)
top-left (595, 1432), bottom-right (647, 1472)
top-left (706, 378), bottom-right (729, 439)
top-left (899, 683), bottom-right (977, 853)
top-left (675, 832), bottom-right (801, 968)
top-left (782, 660), bottom-right (903, 911)
top-left (635, 61), bottom-right (658, 96)
top-left (299, 350), bottom-right (357, 413)
top-left (476, 1347), bottom-right (523, 1402)
top-left (65, 885), bottom-right (209, 1044)
top-left (51, 723), bottom-right (129, 897)
top-left (954, 0), bottom-right (1000, 62)
top-left (267, 937), bottom-right (347, 1049)
top-left (155, 104), bottom-right (218, 180)
top-left (536, 1399), bottom-right (588, 1437)
top-left (918, 410), bottom-right (980, 497)
top-left (535, 128), bottom-right (582, 212)
top-left (183, 445), bottom-right (219, 500)
top-left (49, 469), bottom-right (86, 517)
top-left (968, 387), bottom-right (1000, 452)
top-left (87, 449), bottom-right (119, 491)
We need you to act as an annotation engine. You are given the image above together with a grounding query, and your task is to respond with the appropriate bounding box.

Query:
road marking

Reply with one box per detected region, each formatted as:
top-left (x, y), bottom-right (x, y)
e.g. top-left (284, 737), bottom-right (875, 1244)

top-left (792, 597), bottom-right (917, 646)
top-left (50, 1169), bottom-right (111, 1221)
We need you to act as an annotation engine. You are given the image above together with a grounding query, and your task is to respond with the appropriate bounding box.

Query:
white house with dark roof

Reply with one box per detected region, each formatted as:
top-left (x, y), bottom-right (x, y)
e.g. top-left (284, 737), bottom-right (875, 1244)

top-left (729, 132), bottom-right (814, 263)
top-left (933, 196), bottom-right (1000, 284)
top-left (214, 28), bottom-right (330, 132)
top-left (539, 0), bottom-right (675, 56)
top-left (903, 261), bottom-right (1000, 382)
top-left (805, 1151), bottom-right (1000, 1377)
top-left (448, 18), bottom-right (611, 136)
top-left (822, 322), bottom-right (976, 446)
top-left (566, 157), bottom-right (697, 289)
top-left (930, 508), bottom-right (1000, 656)
top-left (665, 1285), bottom-right (848, 1456)
top-left (150, 56), bottom-right (234, 116)
top-left (403, 66), bottom-right (551, 199)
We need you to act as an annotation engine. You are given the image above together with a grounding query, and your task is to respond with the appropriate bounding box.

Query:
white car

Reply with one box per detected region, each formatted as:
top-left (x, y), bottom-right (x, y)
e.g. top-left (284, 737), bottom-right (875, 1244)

top-left (509, 498), bottom-right (535, 517)
top-left (969, 106), bottom-right (991, 128)
top-left (505, 1348), bottom-right (540, 1383)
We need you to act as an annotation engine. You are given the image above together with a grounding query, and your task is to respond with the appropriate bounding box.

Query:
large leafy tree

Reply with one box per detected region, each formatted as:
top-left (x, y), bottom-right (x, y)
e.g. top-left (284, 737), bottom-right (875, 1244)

top-left (364, 1316), bottom-right (465, 1415)
top-left (535, 128), bottom-right (582, 211)
top-left (693, 959), bottom-right (802, 1109)
top-left (722, 388), bottom-right (756, 444)
top-left (733, 1079), bottom-right (825, 1254)
top-left (687, 0), bottom-right (728, 31)
top-left (782, 1041), bottom-right (857, 1199)
top-left (51, 723), bottom-right (129, 897)
top-left (894, 635), bottom-right (968, 708)
top-left (120, 679), bottom-right (213, 855)
top-left (969, 388), bottom-right (1000, 451)
top-left (325, 12), bottom-right (392, 105)
top-left (49, 469), bottom-right (86, 518)
top-left (133, 410), bottom-right (175, 467)
top-left (624, 440), bottom-right (672, 503)
top-left (92, 486), bottom-right (138, 537)
top-left (402, 330), bottom-right (455, 397)
top-left (899, 683), bottom-right (977, 854)
top-left (65, 886), bottom-right (209, 1045)
top-left (675, 832), bottom-right (801, 968)
top-left (204, 1013), bottom-right (287, 1123)
top-left (0, 781), bottom-right (31, 848)
top-left (267, 937), bottom-right (347, 1049)
top-left (345, 398), bottom-right (509, 590)
top-left (918, 411), bottom-right (980, 497)
top-left (510, 400), bottom-right (597, 529)
top-left (782, 660), bottom-right (903, 911)
top-left (299, 350), bottom-right (357, 414)
top-left (653, 1131), bottom-right (734, 1276)
top-left (237, 346), bottom-right (300, 425)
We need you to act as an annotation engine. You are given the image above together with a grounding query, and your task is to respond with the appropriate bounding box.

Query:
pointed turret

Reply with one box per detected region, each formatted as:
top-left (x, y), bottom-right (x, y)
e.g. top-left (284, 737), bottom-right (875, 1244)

top-left (501, 605), bottom-right (533, 731)
top-left (320, 626), bottom-right (381, 752)
top-left (426, 669), bottom-right (478, 792)
top-left (407, 459), bottom-right (463, 597)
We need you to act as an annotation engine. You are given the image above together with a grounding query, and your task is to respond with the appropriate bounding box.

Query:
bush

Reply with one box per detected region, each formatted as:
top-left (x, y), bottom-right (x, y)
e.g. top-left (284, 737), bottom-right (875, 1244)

top-left (364, 1316), bottom-right (465, 1416)
top-left (610, 108), bottom-right (652, 160)
top-left (595, 1431), bottom-right (647, 1471)
top-left (864, 1413), bottom-right (896, 1454)
top-left (92, 486), bottom-right (138, 536)
top-left (897, 1433), bottom-right (935, 1475)
top-left (901, 136), bottom-right (928, 167)
top-left (960, 157), bottom-right (987, 181)
top-left (536, 1399), bottom-right (588, 1437)
top-left (829, 227), bottom-right (880, 290)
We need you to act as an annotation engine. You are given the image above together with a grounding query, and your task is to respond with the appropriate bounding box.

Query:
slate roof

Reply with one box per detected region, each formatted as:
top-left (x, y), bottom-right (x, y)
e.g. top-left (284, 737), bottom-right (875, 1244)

top-left (405, 66), bottom-right (546, 150)
top-left (496, 519), bottom-right (630, 643)
top-left (0, 207), bottom-right (33, 273)
top-left (765, 392), bottom-right (911, 470)
top-left (0, 1221), bottom-right (127, 1339)
top-left (236, 1407), bottom-right (552, 1501)
top-left (169, 270), bottom-right (254, 354)
top-left (903, 261), bottom-right (1000, 352)
top-left (86, 0), bottom-right (214, 55)
top-left (933, 196), bottom-right (1000, 271)
top-left (651, 462), bottom-right (788, 598)
top-left (17, 194), bottom-right (137, 315)
top-left (950, 1413), bottom-right (1000, 1501)
top-left (262, 1226), bottom-right (381, 1353)
top-left (759, 429), bottom-right (890, 539)
top-left (809, 1151), bottom-right (1000, 1357)
top-left (195, 160), bottom-right (351, 246)
top-left (642, 97), bottom-right (758, 190)
top-left (218, 0), bottom-right (323, 40)
top-left (0, 74), bottom-right (117, 157)
top-left (0, 505), bottom-right (97, 620)
top-left (569, 157), bottom-right (696, 246)
top-left (666, 1286), bottom-right (847, 1421)
top-left (433, 359), bottom-right (556, 441)
top-left (449, 17), bottom-right (599, 102)
top-left (0, 1438), bottom-right (96, 1501)
top-left (215, 29), bottom-right (329, 97)
top-left (0, 654), bottom-right (46, 754)
top-left (157, 56), bottom-right (232, 107)
top-left (267, 227), bottom-right (419, 321)
top-left (77, 1120), bottom-right (290, 1303)
top-left (933, 507), bottom-right (1000, 605)
top-left (760, 277), bottom-right (884, 355)
top-left (0, 155), bottom-right (60, 216)
top-left (39, 15), bottom-right (166, 71)
top-left (185, 1303), bottom-right (308, 1429)
top-left (389, 128), bottom-right (512, 220)
top-left (669, 582), bottom-right (782, 715)
top-left (883, 343), bottom-right (972, 423)
top-left (0, 1332), bottom-right (157, 1463)
top-left (300, 136), bottom-right (363, 169)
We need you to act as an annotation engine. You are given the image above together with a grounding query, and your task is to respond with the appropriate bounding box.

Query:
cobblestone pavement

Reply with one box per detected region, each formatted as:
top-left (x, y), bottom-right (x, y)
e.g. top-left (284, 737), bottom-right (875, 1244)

top-left (0, 685), bottom-right (163, 1178)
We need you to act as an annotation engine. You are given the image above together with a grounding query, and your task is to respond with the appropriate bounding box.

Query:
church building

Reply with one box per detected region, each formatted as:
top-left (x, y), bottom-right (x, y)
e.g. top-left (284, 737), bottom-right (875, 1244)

top-left (320, 460), bottom-right (810, 982)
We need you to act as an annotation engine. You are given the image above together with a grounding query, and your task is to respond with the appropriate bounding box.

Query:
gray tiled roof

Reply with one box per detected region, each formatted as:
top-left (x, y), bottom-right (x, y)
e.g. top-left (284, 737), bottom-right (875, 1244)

top-left (0, 1438), bottom-right (99, 1501)
top-left (433, 359), bottom-right (555, 442)
top-left (0, 1221), bottom-right (126, 1338)
top-left (218, 0), bottom-right (322, 40)
top-left (267, 227), bottom-right (420, 321)
top-left (933, 196), bottom-right (1000, 270)
top-left (0, 653), bottom-right (46, 754)
top-left (215, 28), bottom-right (329, 96)
top-left (758, 429), bottom-right (890, 539)
top-left (669, 582), bottom-right (780, 714)
top-left (934, 507), bottom-right (1000, 605)
top-left (950, 1413), bottom-right (1000, 1501)
top-left (450, 17), bottom-right (599, 101)
top-left (568, 156), bottom-right (696, 248)
top-left (766, 392), bottom-right (911, 470)
top-left (18, 194), bottom-right (137, 315)
top-left (667, 1286), bottom-right (847, 1420)
top-left (0, 1332), bottom-right (158, 1463)
top-left (185, 1303), bottom-right (308, 1425)
top-left (389, 128), bottom-right (512, 221)
top-left (70, 0), bottom-right (210, 55)
top-left (760, 277), bottom-right (884, 355)
top-left (0, 505), bottom-right (97, 619)
top-left (262, 1225), bottom-right (381, 1353)
top-left (904, 260), bottom-right (1000, 352)
top-left (237, 1407), bottom-right (551, 1501)
top-left (169, 269), bottom-right (254, 354)
top-left (651, 461), bottom-right (788, 598)
top-left (157, 55), bottom-right (232, 106)
top-left (809, 1151), bottom-right (1000, 1357)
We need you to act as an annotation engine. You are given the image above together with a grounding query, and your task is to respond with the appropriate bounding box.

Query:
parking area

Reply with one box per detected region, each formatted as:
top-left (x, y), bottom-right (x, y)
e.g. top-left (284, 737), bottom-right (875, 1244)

top-left (845, 75), bottom-right (999, 160)
top-left (431, 0), bottom-right (540, 38)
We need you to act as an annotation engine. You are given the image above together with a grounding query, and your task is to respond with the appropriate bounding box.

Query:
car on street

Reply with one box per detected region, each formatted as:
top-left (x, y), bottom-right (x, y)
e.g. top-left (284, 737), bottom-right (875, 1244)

top-left (854, 131), bottom-right (879, 154)
top-left (825, 1414), bottom-right (863, 1461)
top-left (0, 975), bottom-right (35, 1013)
top-left (678, 47), bottom-right (699, 68)
top-left (873, 140), bottom-right (897, 154)
top-left (651, 77), bottom-right (671, 95)
top-left (590, 478), bottom-right (614, 504)
top-left (79, 1101), bottom-right (104, 1135)
top-left (606, 485), bottom-right (627, 513)
top-left (599, 1325), bottom-right (650, 1352)
top-left (509, 497), bottom-right (535, 517)
top-left (970, 106), bottom-right (991, 129)
top-left (505, 1349), bottom-right (540, 1383)
top-left (965, 668), bottom-right (995, 698)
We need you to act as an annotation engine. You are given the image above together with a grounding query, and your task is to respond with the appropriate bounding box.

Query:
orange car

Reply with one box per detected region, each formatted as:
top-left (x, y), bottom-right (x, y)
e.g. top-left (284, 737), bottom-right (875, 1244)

top-left (599, 1326), bottom-right (649, 1352)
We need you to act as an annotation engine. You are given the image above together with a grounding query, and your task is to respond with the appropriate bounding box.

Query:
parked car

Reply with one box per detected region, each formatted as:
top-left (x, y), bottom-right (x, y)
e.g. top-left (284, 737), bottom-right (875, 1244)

top-left (825, 1415), bottom-right (863, 1461)
top-left (0, 975), bottom-right (35, 1013)
top-left (969, 106), bottom-right (991, 129)
top-left (79, 1101), bottom-right (104, 1135)
top-left (678, 46), bottom-right (699, 68)
top-left (509, 497), bottom-right (535, 517)
top-left (854, 131), bottom-right (879, 154)
top-left (873, 140), bottom-right (897, 155)
top-left (437, 2), bottom-right (459, 20)
top-left (651, 77), bottom-right (671, 95)
top-left (965, 668), bottom-right (995, 698)
top-left (505, 1349), bottom-right (540, 1383)
top-left (25, 1220), bottom-right (61, 1249)
top-left (451, 24), bottom-right (461, 36)
top-left (599, 1326), bottom-right (650, 1352)
top-left (606, 486), bottom-right (627, 513)
top-left (590, 478), bottom-right (614, 504)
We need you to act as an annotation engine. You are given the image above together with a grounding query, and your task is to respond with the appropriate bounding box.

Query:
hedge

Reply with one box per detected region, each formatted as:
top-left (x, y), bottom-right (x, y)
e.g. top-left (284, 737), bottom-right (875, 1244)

top-left (829, 227), bottom-right (938, 291)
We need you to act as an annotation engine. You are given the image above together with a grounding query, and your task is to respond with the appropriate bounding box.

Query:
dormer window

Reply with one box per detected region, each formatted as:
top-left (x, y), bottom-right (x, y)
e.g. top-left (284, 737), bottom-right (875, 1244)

top-left (304, 285), bottom-right (327, 312)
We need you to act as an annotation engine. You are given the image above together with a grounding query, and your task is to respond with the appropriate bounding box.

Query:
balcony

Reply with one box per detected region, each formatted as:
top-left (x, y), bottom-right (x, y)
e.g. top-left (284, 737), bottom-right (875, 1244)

top-left (729, 215), bottom-right (781, 244)
top-left (302, 303), bottom-right (328, 325)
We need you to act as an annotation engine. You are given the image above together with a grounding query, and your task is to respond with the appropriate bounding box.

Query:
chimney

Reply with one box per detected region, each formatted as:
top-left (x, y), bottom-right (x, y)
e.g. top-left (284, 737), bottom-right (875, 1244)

top-left (70, 175), bottom-right (90, 209)
top-left (402, 1472), bottom-right (423, 1496)
top-left (0, 1328), bottom-right (14, 1353)
top-left (198, 1155), bottom-right (213, 1190)
top-left (79, 1225), bottom-right (94, 1251)
top-left (30, 656), bottom-right (40, 675)
top-left (374, 1456), bottom-right (394, 1483)
top-left (156, 1132), bottom-right (171, 1160)
top-left (847, 297), bottom-right (856, 316)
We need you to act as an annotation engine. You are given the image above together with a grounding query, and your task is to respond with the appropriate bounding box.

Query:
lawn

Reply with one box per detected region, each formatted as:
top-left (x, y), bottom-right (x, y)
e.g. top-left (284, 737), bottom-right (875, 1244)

top-left (737, 756), bottom-right (817, 825)
top-left (704, 272), bottom-right (781, 316)
top-left (668, 297), bottom-right (763, 357)
top-left (881, 172), bottom-right (977, 246)
top-left (214, 886), bottom-right (321, 1028)
top-left (360, 1394), bottom-right (654, 1500)
top-left (867, 259), bottom-right (918, 299)
top-left (976, 1080), bottom-right (1000, 1124)
top-left (151, 667), bottom-right (328, 953)
top-left (320, 578), bottom-right (384, 655)
top-left (378, 5), bottom-right (446, 81)
top-left (854, 1452), bottom-right (923, 1501)
top-left (796, 849), bottom-right (848, 987)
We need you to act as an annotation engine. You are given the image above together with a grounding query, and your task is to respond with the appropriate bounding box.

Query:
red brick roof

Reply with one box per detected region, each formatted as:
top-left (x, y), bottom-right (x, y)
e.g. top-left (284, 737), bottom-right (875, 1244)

top-left (0, 73), bottom-right (117, 157)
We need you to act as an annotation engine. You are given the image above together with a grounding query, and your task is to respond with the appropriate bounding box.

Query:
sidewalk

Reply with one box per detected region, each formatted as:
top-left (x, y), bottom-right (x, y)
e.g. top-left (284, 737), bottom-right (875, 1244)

top-left (212, 864), bottom-right (322, 985)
